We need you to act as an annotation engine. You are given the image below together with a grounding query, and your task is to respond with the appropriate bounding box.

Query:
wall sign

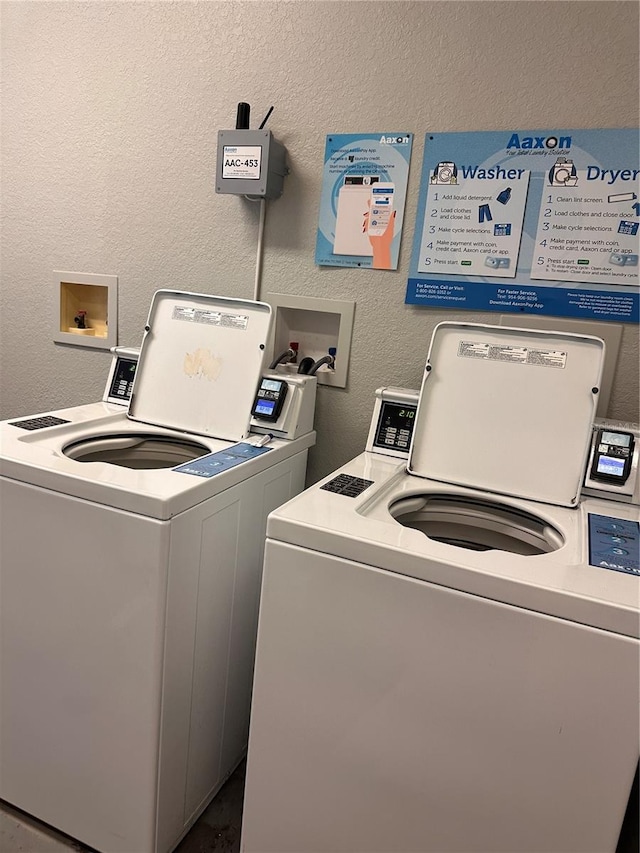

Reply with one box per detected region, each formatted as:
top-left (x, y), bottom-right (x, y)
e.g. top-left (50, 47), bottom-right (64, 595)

top-left (316, 133), bottom-right (413, 270)
top-left (406, 129), bottom-right (639, 322)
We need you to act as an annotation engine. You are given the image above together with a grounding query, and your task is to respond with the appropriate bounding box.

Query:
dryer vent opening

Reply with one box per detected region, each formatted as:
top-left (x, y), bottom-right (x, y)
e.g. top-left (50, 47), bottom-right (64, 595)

top-left (63, 434), bottom-right (210, 469)
top-left (389, 494), bottom-right (564, 556)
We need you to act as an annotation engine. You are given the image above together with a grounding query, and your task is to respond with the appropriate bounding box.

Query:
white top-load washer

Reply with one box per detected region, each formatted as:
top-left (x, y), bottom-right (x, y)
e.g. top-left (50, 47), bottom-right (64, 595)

top-left (0, 291), bottom-right (316, 853)
top-left (241, 322), bottom-right (640, 853)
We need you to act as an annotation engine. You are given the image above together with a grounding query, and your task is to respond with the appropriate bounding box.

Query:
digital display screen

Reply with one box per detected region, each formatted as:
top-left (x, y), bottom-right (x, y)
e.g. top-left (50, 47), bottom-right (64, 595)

top-left (261, 378), bottom-right (282, 392)
top-left (374, 401), bottom-right (417, 451)
top-left (597, 455), bottom-right (625, 477)
top-left (255, 400), bottom-right (276, 416)
top-left (602, 431), bottom-right (631, 448)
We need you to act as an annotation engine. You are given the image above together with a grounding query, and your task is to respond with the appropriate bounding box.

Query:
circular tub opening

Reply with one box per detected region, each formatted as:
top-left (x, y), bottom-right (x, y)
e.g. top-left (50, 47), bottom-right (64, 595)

top-left (63, 433), bottom-right (210, 470)
top-left (389, 493), bottom-right (564, 556)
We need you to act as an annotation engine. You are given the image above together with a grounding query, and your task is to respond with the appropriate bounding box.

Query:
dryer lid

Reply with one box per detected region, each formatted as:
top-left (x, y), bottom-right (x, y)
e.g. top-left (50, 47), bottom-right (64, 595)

top-left (407, 323), bottom-right (605, 507)
top-left (128, 290), bottom-right (271, 441)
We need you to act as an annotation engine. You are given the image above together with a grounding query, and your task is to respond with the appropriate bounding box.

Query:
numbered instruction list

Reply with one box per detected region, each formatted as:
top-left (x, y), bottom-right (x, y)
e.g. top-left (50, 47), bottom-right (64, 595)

top-left (418, 172), bottom-right (530, 278)
top-left (532, 172), bottom-right (640, 286)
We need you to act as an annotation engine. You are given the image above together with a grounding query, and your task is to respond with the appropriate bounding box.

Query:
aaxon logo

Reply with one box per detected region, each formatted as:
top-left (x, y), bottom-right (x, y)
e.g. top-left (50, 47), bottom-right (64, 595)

top-left (379, 135), bottom-right (410, 145)
top-left (506, 133), bottom-right (572, 150)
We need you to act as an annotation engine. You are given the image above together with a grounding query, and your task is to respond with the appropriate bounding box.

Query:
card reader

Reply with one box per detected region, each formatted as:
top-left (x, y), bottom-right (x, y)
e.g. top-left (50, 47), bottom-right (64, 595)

top-left (251, 377), bottom-right (288, 422)
top-left (590, 429), bottom-right (635, 484)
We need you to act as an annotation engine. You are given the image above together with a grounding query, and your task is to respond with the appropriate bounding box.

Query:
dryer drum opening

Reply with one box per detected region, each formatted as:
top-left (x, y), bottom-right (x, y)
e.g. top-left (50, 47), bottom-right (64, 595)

top-left (390, 495), bottom-right (564, 556)
top-left (63, 434), bottom-right (210, 469)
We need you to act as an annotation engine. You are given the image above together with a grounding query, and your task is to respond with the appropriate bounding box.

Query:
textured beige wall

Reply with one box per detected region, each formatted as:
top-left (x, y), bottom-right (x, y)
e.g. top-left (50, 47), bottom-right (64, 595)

top-left (1, 1), bottom-right (639, 483)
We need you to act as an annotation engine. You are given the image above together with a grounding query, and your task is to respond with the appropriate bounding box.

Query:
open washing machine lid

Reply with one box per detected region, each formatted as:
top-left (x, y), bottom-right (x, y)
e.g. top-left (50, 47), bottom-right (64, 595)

top-left (127, 290), bottom-right (271, 442)
top-left (407, 323), bottom-right (605, 508)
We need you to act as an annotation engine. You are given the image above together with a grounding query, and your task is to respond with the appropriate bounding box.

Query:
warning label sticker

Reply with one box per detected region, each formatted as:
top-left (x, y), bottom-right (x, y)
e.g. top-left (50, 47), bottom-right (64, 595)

top-left (458, 341), bottom-right (567, 368)
top-left (173, 307), bottom-right (249, 330)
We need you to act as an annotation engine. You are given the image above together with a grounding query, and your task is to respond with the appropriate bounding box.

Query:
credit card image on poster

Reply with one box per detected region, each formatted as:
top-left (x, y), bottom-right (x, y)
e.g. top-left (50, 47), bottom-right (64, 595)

top-left (367, 183), bottom-right (395, 236)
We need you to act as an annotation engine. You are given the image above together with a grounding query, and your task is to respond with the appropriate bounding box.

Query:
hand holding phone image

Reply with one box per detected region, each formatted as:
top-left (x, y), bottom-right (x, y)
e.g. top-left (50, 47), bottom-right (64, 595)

top-left (367, 183), bottom-right (395, 236)
top-left (363, 184), bottom-right (396, 269)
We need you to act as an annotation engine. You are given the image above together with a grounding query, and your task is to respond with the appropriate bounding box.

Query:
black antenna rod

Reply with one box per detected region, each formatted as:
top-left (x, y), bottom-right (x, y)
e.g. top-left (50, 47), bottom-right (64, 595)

top-left (258, 106), bottom-right (274, 130)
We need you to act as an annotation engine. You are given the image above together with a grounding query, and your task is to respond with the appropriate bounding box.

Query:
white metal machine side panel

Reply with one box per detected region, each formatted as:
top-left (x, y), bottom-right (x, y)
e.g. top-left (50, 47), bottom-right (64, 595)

top-left (0, 451), bottom-right (308, 853)
top-left (0, 480), bottom-right (170, 853)
top-left (155, 452), bottom-right (308, 853)
top-left (129, 291), bottom-right (271, 441)
top-left (409, 323), bottom-right (604, 506)
top-left (242, 541), bottom-right (639, 853)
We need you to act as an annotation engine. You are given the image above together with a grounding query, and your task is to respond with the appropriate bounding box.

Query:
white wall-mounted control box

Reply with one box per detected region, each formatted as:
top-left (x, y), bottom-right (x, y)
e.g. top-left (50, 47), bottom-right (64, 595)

top-left (215, 129), bottom-right (288, 199)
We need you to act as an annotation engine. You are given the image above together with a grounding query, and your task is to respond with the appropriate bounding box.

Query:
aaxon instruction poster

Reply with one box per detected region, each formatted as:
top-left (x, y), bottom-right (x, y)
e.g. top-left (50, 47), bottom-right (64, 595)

top-left (406, 129), bottom-right (639, 322)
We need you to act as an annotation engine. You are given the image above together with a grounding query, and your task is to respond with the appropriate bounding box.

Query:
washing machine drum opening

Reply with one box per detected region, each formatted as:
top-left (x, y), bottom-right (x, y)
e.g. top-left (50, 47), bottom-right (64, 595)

top-left (390, 494), bottom-right (564, 556)
top-left (63, 433), bottom-right (210, 469)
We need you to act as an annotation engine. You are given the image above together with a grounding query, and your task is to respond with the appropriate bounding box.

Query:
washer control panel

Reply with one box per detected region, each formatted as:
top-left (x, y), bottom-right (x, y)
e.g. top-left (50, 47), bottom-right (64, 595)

top-left (103, 347), bottom-right (140, 405)
top-left (366, 387), bottom-right (419, 458)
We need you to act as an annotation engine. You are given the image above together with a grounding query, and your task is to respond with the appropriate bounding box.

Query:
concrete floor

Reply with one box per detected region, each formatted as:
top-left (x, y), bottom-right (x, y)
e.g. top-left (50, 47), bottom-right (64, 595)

top-left (2, 759), bottom-right (637, 853)
top-left (0, 762), bottom-right (245, 853)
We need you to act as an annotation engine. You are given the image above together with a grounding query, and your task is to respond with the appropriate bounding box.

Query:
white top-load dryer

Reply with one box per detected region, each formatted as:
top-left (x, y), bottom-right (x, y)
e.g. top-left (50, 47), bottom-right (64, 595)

top-left (0, 291), bottom-right (316, 853)
top-left (241, 322), bottom-right (640, 853)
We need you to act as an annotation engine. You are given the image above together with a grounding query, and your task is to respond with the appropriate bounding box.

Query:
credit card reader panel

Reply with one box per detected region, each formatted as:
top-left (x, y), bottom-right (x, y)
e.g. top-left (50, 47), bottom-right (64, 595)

top-left (251, 377), bottom-right (288, 422)
top-left (583, 421), bottom-right (639, 504)
top-left (249, 373), bottom-right (317, 441)
top-left (590, 429), bottom-right (635, 484)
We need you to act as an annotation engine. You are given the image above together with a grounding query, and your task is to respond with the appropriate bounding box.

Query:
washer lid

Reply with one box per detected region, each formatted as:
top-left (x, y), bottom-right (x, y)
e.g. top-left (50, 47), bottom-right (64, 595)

top-left (408, 323), bottom-right (605, 507)
top-left (128, 290), bottom-right (271, 441)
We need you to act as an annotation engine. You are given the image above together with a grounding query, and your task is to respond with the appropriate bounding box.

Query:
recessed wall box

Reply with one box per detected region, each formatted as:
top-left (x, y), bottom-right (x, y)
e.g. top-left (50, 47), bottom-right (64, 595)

top-left (54, 271), bottom-right (118, 350)
top-left (266, 293), bottom-right (355, 389)
top-left (216, 130), bottom-right (288, 199)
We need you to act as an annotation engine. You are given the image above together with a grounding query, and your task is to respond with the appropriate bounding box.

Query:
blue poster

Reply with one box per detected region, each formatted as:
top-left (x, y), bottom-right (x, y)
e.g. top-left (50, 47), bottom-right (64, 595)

top-left (316, 133), bottom-right (413, 270)
top-left (406, 129), bottom-right (639, 322)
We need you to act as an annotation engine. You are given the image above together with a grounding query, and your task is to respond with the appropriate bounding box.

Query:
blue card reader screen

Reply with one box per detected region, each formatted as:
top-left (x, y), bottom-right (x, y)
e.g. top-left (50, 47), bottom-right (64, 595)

top-left (596, 456), bottom-right (626, 477)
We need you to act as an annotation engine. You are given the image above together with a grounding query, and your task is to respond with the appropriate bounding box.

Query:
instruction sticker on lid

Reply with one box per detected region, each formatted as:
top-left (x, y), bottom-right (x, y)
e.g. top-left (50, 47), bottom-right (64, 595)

top-left (172, 306), bottom-right (249, 330)
top-left (173, 443), bottom-right (272, 478)
top-left (458, 340), bottom-right (567, 368)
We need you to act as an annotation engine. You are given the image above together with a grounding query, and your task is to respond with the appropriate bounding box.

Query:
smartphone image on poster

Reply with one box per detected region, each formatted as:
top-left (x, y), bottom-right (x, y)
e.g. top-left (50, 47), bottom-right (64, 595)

top-left (367, 183), bottom-right (395, 236)
top-left (333, 175), bottom-right (379, 256)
